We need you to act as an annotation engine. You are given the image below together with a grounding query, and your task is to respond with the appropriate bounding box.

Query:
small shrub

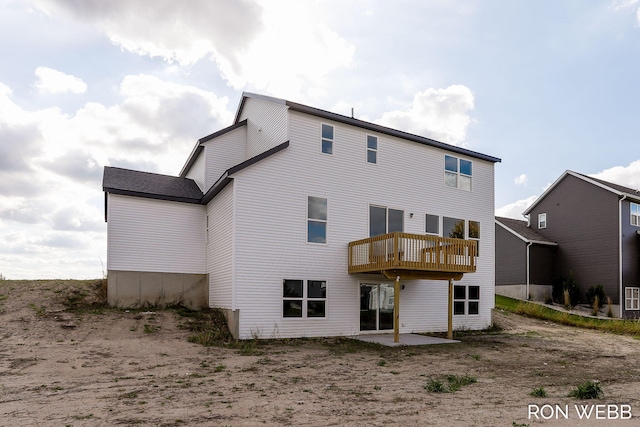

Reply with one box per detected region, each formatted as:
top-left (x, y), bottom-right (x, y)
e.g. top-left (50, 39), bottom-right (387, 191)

top-left (530, 387), bottom-right (547, 397)
top-left (591, 295), bottom-right (600, 316)
top-left (424, 379), bottom-right (446, 393)
top-left (586, 285), bottom-right (606, 308)
top-left (424, 374), bottom-right (476, 393)
top-left (607, 297), bottom-right (614, 318)
top-left (568, 381), bottom-right (603, 399)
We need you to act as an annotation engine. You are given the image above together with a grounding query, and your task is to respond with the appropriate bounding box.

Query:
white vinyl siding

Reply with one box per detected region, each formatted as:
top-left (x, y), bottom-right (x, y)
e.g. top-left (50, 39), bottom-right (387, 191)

top-left (229, 110), bottom-right (496, 338)
top-left (203, 126), bottom-right (246, 191)
top-left (107, 194), bottom-right (205, 274)
top-left (207, 182), bottom-right (235, 309)
top-left (185, 151), bottom-right (206, 192)
top-left (238, 97), bottom-right (288, 158)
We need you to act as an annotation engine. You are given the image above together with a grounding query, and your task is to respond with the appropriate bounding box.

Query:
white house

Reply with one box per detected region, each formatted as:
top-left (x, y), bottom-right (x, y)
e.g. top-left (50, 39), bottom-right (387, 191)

top-left (102, 92), bottom-right (501, 340)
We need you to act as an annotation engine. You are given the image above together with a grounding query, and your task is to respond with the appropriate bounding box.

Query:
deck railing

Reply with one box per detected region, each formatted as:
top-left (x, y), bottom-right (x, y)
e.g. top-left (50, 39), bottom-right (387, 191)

top-left (348, 232), bottom-right (477, 274)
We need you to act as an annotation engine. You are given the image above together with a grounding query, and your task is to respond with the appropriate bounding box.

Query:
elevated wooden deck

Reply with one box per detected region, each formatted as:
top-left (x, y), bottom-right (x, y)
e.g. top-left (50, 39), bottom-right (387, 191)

top-left (348, 232), bottom-right (477, 280)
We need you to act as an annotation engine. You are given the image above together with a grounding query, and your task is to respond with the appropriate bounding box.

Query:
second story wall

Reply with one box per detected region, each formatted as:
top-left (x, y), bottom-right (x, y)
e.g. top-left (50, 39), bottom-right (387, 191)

top-left (238, 96), bottom-right (288, 158)
top-left (203, 125), bottom-right (246, 190)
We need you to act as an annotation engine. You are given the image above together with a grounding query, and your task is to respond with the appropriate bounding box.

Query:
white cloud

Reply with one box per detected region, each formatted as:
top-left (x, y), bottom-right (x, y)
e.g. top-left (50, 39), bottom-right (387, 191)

top-left (32, 0), bottom-right (355, 101)
top-left (495, 195), bottom-right (538, 220)
top-left (376, 86), bottom-right (475, 146)
top-left (589, 160), bottom-right (640, 190)
top-left (34, 66), bottom-right (87, 94)
top-left (613, 0), bottom-right (640, 25)
top-left (0, 75), bottom-right (234, 279)
top-left (514, 174), bottom-right (528, 185)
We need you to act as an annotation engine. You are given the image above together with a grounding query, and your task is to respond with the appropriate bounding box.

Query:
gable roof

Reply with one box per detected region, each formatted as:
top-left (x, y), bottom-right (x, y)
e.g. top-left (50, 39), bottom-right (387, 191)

top-left (235, 92), bottom-right (501, 164)
top-left (523, 170), bottom-right (640, 215)
top-left (103, 167), bottom-right (203, 204)
top-left (495, 216), bottom-right (557, 246)
top-left (103, 141), bottom-right (289, 208)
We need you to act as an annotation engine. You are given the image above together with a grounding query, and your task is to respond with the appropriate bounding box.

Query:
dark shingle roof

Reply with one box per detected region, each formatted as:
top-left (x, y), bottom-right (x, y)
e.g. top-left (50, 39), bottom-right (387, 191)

top-left (103, 167), bottom-right (203, 204)
top-left (495, 216), bottom-right (557, 245)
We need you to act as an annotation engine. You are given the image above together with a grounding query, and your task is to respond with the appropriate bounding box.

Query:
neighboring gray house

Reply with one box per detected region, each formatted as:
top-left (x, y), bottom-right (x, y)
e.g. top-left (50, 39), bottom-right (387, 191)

top-left (495, 170), bottom-right (640, 318)
top-left (495, 216), bottom-right (557, 301)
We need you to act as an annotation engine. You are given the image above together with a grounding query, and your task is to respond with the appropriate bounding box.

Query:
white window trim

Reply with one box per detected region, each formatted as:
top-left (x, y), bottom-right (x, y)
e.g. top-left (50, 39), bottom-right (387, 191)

top-left (283, 279), bottom-right (327, 319)
top-left (321, 123), bottom-right (334, 156)
top-left (631, 203), bottom-right (639, 227)
top-left (538, 213), bottom-right (547, 229)
top-left (453, 285), bottom-right (480, 316)
top-left (625, 287), bottom-right (639, 311)
top-left (366, 134), bottom-right (377, 164)
top-left (369, 204), bottom-right (404, 236)
top-left (444, 155), bottom-right (472, 192)
top-left (307, 196), bottom-right (328, 245)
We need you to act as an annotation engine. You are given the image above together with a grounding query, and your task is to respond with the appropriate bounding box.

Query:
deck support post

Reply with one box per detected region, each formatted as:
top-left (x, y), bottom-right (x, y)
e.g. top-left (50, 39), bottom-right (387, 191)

top-left (447, 278), bottom-right (453, 340)
top-left (394, 275), bottom-right (400, 343)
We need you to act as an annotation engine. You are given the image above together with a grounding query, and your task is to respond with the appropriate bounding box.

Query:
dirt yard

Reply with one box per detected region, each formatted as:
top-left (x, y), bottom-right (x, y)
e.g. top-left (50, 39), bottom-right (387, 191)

top-left (1, 280), bottom-right (640, 426)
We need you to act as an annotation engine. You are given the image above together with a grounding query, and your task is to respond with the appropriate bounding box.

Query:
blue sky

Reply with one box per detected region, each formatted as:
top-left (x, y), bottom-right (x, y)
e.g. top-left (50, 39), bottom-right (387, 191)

top-left (1, 0), bottom-right (639, 279)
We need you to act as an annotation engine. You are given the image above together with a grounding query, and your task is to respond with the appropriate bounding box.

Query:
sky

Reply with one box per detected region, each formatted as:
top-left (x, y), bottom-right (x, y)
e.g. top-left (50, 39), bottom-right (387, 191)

top-left (1, 0), bottom-right (639, 279)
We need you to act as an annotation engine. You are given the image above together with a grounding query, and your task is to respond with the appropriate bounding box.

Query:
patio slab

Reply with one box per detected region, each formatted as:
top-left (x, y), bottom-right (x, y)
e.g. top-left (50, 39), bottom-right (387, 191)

top-left (353, 333), bottom-right (460, 347)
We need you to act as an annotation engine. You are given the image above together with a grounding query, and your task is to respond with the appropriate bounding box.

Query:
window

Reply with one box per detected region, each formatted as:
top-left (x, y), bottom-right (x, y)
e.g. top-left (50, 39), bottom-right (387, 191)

top-left (443, 217), bottom-right (465, 239)
top-left (625, 287), bottom-right (639, 311)
top-left (321, 124), bottom-right (333, 154)
top-left (283, 279), bottom-right (326, 318)
top-left (538, 213), bottom-right (547, 229)
top-left (369, 205), bottom-right (404, 237)
top-left (367, 135), bottom-right (377, 164)
top-left (308, 196), bottom-right (327, 243)
top-left (444, 155), bottom-right (472, 191)
top-left (468, 220), bottom-right (480, 256)
top-left (632, 203), bottom-right (639, 227)
top-left (426, 214), bottom-right (439, 235)
top-left (454, 285), bottom-right (480, 315)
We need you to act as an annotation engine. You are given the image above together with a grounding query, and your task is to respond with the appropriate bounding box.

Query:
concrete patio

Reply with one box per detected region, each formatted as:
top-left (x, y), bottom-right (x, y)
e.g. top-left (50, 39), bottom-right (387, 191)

top-left (353, 333), bottom-right (460, 347)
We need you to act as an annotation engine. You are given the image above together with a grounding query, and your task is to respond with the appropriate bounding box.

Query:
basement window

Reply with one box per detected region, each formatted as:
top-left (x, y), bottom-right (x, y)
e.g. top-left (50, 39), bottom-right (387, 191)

top-left (625, 287), bottom-right (639, 311)
top-left (283, 279), bottom-right (326, 318)
top-left (454, 285), bottom-right (480, 315)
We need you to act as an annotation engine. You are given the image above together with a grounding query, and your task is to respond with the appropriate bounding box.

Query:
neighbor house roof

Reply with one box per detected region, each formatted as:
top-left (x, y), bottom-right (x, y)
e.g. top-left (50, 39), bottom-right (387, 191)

top-left (495, 216), bottom-right (557, 246)
top-left (523, 170), bottom-right (640, 215)
top-left (235, 92), bottom-right (502, 164)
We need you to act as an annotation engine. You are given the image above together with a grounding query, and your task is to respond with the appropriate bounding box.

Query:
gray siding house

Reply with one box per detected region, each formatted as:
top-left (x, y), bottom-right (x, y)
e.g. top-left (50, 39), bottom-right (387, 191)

top-left (496, 170), bottom-right (640, 318)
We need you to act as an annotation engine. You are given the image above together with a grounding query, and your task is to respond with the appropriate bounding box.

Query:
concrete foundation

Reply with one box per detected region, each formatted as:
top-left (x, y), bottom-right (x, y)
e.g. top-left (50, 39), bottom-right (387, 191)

top-left (108, 270), bottom-right (208, 309)
top-left (496, 284), bottom-right (552, 302)
top-left (221, 308), bottom-right (240, 339)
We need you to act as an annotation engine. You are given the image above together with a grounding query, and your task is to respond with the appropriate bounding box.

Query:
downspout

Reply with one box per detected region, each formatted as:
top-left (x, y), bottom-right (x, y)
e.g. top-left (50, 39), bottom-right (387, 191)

top-left (526, 242), bottom-right (532, 300)
top-left (619, 195), bottom-right (627, 318)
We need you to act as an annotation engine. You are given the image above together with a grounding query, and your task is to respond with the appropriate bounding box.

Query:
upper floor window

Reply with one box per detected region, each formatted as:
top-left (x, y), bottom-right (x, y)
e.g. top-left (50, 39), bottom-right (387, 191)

top-left (321, 124), bottom-right (334, 155)
top-left (631, 203), bottom-right (639, 227)
top-left (370, 205), bottom-right (403, 237)
top-left (444, 155), bottom-right (472, 191)
top-left (308, 196), bottom-right (327, 243)
top-left (538, 213), bottom-right (547, 229)
top-left (443, 216), bottom-right (465, 239)
top-left (426, 214), bottom-right (439, 235)
top-left (367, 135), bottom-right (377, 164)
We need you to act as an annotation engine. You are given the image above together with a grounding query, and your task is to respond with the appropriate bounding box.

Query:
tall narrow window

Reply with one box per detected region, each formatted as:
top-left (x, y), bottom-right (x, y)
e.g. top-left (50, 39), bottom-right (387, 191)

top-left (468, 220), bottom-right (480, 256)
top-left (369, 205), bottom-right (404, 237)
top-left (321, 124), bottom-right (334, 154)
top-left (308, 196), bottom-right (327, 243)
top-left (538, 213), bottom-right (547, 229)
top-left (444, 155), bottom-right (472, 191)
top-left (367, 135), bottom-right (377, 164)
top-left (631, 203), bottom-right (639, 226)
top-left (426, 214), bottom-right (439, 235)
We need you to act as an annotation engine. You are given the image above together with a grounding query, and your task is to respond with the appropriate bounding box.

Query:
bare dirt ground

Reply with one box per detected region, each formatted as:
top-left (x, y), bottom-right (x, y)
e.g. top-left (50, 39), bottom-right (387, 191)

top-left (2, 280), bottom-right (640, 427)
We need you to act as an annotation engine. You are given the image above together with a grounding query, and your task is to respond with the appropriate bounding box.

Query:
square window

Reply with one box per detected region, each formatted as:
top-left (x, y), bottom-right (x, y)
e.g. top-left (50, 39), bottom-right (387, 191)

top-left (283, 300), bottom-right (302, 317)
top-left (626, 287), bottom-right (640, 310)
top-left (444, 155), bottom-right (472, 191)
top-left (426, 214), bottom-right (439, 234)
top-left (308, 280), bottom-right (327, 298)
top-left (454, 285), bottom-right (466, 300)
top-left (445, 171), bottom-right (458, 188)
top-left (367, 150), bottom-right (377, 164)
top-left (460, 159), bottom-right (472, 176)
top-left (308, 196), bottom-right (327, 220)
top-left (468, 301), bottom-right (479, 315)
top-left (468, 286), bottom-right (480, 300)
top-left (307, 300), bottom-right (326, 317)
top-left (444, 217), bottom-right (465, 239)
top-left (283, 280), bottom-right (303, 298)
top-left (454, 301), bottom-right (465, 315)
top-left (445, 155), bottom-right (458, 172)
top-left (367, 135), bottom-right (377, 150)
